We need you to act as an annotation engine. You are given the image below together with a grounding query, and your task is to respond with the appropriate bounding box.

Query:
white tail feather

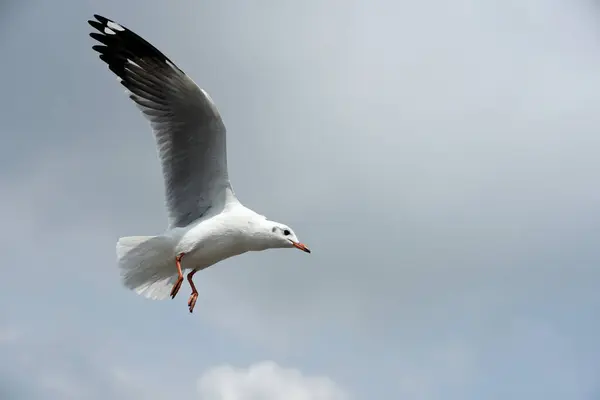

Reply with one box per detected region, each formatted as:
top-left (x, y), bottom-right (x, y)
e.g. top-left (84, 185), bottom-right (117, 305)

top-left (116, 235), bottom-right (177, 300)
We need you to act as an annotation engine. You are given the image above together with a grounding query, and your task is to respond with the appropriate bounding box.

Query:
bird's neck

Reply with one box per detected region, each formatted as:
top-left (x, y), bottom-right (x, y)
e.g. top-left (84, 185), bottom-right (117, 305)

top-left (242, 214), bottom-right (277, 252)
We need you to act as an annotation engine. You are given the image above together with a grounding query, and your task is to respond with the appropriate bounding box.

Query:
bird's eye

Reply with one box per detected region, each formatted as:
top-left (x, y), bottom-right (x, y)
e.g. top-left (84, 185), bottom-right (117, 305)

top-left (283, 229), bottom-right (290, 236)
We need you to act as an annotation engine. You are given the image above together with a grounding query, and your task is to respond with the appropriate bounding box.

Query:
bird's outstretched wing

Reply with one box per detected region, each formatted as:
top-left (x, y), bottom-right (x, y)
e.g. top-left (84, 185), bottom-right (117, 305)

top-left (89, 14), bottom-right (237, 228)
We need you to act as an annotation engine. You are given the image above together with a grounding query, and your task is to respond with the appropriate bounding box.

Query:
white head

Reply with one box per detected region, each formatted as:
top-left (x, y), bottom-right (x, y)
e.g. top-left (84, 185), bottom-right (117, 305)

top-left (251, 218), bottom-right (311, 254)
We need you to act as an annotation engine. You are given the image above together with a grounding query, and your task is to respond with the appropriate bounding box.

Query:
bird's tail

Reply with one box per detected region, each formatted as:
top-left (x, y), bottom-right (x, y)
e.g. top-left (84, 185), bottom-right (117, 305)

top-left (116, 235), bottom-right (178, 300)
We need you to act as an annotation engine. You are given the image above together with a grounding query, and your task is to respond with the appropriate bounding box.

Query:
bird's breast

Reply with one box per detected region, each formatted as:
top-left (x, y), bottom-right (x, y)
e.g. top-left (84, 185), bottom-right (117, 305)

top-left (176, 218), bottom-right (250, 271)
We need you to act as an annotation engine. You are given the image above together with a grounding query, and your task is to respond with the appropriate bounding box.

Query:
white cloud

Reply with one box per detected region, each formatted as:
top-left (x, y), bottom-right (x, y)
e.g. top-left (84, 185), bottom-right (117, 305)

top-left (197, 361), bottom-right (348, 400)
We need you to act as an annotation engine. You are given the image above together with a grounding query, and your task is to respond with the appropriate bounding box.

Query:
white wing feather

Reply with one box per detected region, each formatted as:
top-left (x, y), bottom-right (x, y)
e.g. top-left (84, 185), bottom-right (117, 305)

top-left (89, 14), bottom-right (238, 228)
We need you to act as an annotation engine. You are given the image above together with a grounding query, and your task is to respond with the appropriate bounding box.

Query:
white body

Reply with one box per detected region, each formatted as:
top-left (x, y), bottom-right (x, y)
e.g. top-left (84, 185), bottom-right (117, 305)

top-left (175, 199), bottom-right (273, 269)
top-left (116, 202), bottom-right (267, 300)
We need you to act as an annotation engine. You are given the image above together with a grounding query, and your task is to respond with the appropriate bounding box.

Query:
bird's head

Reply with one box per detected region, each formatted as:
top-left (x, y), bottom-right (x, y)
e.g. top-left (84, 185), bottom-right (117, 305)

top-left (259, 220), bottom-right (311, 253)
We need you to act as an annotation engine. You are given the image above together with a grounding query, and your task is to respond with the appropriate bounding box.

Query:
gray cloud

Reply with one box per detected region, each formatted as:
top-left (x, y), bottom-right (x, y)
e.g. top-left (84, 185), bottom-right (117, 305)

top-left (1, 0), bottom-right (600, 398)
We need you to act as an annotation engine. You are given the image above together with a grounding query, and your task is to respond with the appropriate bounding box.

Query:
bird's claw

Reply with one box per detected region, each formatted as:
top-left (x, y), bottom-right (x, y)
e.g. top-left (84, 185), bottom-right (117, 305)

top-left (170, 277), bottom-right (183, 299)
top-left (188, 292), bottom-right (198, 313)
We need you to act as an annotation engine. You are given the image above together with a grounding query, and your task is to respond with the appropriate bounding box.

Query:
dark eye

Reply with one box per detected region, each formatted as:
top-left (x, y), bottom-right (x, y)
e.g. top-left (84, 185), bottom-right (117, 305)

top-left (283, 229), bottom-right (290, 236)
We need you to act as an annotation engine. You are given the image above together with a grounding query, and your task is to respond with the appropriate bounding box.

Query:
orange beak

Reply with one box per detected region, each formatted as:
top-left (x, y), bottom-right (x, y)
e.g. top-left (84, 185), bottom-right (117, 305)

top-left (292, 241), bottom-right (311, 253)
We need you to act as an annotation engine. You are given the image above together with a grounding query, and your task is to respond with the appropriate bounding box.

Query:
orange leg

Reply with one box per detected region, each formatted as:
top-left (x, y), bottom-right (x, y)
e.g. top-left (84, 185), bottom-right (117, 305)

top-left (187, 269), bottom-right (199, 313)
top-left (169, 253), bottom-right (185, 299)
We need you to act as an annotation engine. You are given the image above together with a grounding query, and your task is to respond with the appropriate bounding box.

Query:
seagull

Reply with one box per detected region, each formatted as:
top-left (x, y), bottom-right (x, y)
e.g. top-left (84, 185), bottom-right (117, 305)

top-left (88, 14), bottom-right (311, 313)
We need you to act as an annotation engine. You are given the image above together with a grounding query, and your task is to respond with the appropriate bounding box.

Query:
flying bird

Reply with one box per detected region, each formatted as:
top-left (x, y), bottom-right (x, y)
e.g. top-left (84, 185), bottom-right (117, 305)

top-left (88, 14), bottom-right (311, 313)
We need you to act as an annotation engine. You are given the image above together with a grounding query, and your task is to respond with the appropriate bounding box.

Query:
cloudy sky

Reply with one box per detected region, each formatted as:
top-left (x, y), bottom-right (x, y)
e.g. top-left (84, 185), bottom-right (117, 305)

top-left (1, 0), bottom-right (600, 398)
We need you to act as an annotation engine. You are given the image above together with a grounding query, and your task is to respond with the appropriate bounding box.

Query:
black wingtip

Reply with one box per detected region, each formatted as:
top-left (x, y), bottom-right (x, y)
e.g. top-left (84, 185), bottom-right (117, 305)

top-left (87, 19), bottom-right (104, 33)
top-left (88, 14), bottom-right (119, 32)
top-left (93, 14), bottom-right (109, 24)
top-left (88, 13), bottom-right (185, 84)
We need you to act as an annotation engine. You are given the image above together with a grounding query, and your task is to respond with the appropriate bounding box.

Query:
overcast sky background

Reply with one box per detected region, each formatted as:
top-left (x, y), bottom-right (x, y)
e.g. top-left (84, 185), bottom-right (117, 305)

top-left (1, 0), bottom-right (600, 399)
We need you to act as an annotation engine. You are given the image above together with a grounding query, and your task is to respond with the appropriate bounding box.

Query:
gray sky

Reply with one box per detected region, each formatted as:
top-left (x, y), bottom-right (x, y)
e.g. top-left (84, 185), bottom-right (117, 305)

top-left (1, 0), bottom-right (600, 399)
